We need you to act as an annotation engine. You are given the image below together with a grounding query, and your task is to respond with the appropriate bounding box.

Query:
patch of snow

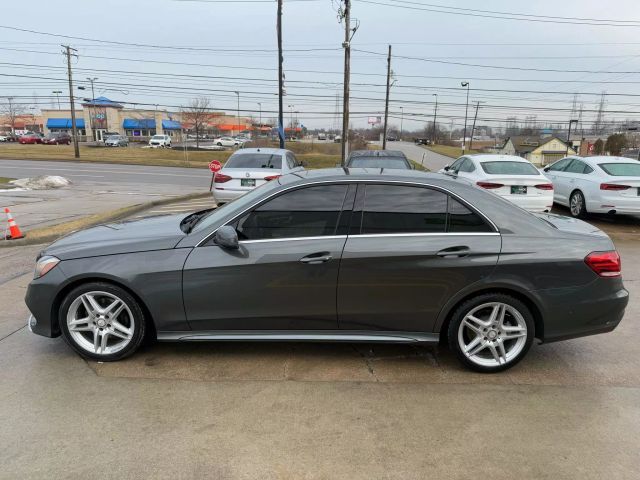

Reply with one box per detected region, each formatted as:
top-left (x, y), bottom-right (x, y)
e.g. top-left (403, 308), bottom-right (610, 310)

top-left (10, 175), bottom-right (72, 190)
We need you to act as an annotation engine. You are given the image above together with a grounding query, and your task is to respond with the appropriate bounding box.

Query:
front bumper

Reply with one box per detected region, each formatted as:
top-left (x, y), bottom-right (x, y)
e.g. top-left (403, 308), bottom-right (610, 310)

top-left (24, 267), bottom-right (68, 338)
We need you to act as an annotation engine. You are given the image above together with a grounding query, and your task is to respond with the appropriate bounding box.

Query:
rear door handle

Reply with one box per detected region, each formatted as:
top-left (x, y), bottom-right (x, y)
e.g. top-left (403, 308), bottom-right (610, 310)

top-left (300, 252), bottom-right (333, 264)
top-left (436, 246), bottom-right (471, 258)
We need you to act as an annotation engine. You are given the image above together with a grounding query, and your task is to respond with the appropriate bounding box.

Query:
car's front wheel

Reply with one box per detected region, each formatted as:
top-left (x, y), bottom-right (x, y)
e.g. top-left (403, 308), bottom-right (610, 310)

top-left (569, 190), bottom-right (587, 218)
top-left (448, 293), bottom-right (534, 373)
top-left (59, 282), bottom-right (146, 361)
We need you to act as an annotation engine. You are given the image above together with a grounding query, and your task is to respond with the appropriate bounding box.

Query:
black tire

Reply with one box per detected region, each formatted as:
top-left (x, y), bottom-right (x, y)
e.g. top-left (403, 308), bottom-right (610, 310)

top-left (447, 293), bottom-right (535, 373)
top-left (569, 190), bottom-right (587, 219)
top-left (59, 282), bottom-right (147, 362)
top-left (217, 142), bottom-right (222, 146)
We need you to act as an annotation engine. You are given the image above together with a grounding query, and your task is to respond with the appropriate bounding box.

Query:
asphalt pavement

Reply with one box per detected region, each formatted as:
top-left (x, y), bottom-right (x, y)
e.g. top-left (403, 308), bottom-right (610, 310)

top-left (0, 220), bottom-right (639, 478)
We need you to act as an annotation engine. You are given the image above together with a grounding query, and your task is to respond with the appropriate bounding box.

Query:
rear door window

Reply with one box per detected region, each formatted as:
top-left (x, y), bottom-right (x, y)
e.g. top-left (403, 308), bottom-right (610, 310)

top-left (564, 159), bottom-right (589, 174)
top-left (547, 158), bottom-right (572, 172)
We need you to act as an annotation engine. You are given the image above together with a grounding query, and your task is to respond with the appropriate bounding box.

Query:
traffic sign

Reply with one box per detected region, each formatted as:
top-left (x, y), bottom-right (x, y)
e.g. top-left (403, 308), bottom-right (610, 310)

top-left (209, 160), bottom-right (222, 173)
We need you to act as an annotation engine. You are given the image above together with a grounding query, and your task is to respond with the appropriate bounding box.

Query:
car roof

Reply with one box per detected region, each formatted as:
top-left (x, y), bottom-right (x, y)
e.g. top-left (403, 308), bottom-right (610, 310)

top-left (348, 149), bottom-right (407, 158)
top-left (582, 155), bottom-right (639, 165)
top-left (469, 154), bottom-right (531, 163)
top-left (232, 148), bottom-right (289, 155)
top-left (278, 167), bottom-right (450, 185)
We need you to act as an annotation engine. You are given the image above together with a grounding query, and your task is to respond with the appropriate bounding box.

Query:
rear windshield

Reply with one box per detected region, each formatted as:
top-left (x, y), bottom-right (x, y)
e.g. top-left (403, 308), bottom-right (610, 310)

top-left (226, 153), bottom-right (282, 169)
top-left (480, 161), bottom-right (539, 175)
top-left (152, 135), bottom-right (165, 140)
top-left (598, 163), bottom-right (640, 176)
top-left (347, 157), bottom-right (410, 169)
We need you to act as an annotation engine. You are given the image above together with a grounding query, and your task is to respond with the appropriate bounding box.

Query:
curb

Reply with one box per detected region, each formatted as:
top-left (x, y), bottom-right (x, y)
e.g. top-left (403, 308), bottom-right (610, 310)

top-left (1, 192), bottom-right (212, 248)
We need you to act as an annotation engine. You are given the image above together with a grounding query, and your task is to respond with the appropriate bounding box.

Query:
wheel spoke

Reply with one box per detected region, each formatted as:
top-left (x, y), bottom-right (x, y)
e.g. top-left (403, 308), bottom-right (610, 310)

top-left (100, 331), bottom-right (109, 353)
top-left (103, 299), bottom-right (123, 318)
top-left (93, 329), bottom-right (100, 353)
top-left (466, 338), bottom-right (488, 357)
top-left (462, 318), bottom-right (484, 335)
top-left (495, 339), bottom-right (507, 364)
top-left (109, 329), bottom-right (129, 340)
top-left (111, 320), bottom-right (132, 338)
top-left (81, 293), bottom-right (101, 316)
top-left (487, 343), bottom-right (503, 364)
top-left (502, 325), bottom-right (527, 340)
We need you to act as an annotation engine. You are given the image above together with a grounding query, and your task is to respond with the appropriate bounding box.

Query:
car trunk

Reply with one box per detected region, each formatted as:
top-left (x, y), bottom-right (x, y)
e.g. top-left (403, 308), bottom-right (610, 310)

top-left (532, 212), bottom-right (607, 237)
top-left (479, 176), bottom-right (551, 198)
top-left (600, 177), bottom-right (640, 199)
top-left (216, 168), bottom-right (281, 191)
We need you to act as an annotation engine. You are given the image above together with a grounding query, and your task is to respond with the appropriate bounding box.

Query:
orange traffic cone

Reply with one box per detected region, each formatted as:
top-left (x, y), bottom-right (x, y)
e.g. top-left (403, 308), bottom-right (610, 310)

top-left (4, 208), bottom-right (25, 240)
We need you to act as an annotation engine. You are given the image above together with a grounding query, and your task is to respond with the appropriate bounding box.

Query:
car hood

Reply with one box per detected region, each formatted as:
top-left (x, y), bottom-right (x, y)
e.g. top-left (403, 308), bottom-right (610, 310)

top-left (42, 214), bottom-right (188, 260)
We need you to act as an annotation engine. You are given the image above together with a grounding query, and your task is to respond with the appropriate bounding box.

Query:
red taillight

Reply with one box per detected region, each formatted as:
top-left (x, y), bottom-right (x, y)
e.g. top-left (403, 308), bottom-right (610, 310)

top-left (476, 181), bottom-right (504, 189)
top-left (264, 175), bottom-right (281, 182)
top-left (600, 183), bottom-right (631, 191)
top-left (214, 173), bottom-right (232, 183)
top-left (535, 183), bottom-right (554, 190)
top-left (585, 251), bottom-right (621, 277)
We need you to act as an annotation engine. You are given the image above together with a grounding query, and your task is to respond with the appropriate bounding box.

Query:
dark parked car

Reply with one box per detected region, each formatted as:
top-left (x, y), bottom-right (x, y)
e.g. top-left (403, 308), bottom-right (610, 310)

top-left (345, 150), bottom-right (413, 169)
top-left (42, 133), bottom-right (72, 145)
top-left (25, 169), bottom-right (628, 372)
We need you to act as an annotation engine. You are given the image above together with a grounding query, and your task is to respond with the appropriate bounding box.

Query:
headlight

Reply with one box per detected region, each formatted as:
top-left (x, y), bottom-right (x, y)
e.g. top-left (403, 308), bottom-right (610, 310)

top-left (34, 256), bottom-right (60, 279)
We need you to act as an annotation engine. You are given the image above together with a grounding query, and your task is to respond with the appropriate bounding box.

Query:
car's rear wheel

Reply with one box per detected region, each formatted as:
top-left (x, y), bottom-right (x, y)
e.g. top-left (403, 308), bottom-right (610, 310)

top-left (570, 190), bottom-right (587, 218)
top-left (448, 293), bottom-right (534, 373)
top-left (59, 282), bottom-right (146, 361)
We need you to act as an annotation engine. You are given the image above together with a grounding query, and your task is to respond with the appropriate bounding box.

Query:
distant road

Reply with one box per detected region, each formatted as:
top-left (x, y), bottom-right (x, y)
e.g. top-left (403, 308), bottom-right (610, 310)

top-left (384, 142), bottom-right (453, 171)
top-left (0, 159), bottom-right (209, 188)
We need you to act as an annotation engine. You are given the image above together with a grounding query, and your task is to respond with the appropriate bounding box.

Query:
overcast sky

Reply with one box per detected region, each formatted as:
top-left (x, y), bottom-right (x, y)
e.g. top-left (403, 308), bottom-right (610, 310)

top-left (1, 0), bottom-right (639, 131)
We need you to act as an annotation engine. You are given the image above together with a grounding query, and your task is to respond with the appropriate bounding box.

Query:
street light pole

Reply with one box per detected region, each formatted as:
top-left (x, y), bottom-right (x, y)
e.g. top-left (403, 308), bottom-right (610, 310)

top-left (257, 102), bottom-right (262, 127)
top-left (52, 90), bottom-right (63, 110)
top-left (234, 91), bottom-right (240, 136)
top-left (432, 94), bottom-right (438, 144)
top-left (566, 119), bottom-right (578, 156)
top-left (86, 77), bottom-right (98, 141)
top-left (461, 81), bottom-right (470, 155)
top-left (288, 104), bottom-right (294, 138)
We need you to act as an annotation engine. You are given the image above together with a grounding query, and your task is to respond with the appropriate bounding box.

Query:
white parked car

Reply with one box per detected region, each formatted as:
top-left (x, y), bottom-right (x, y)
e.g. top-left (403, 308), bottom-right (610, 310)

top-left (214, 136), bottom-right (240, 147)
top-left (542, 155), bottom-right (640, 218)
top-left (213, 148), bottom-right (305, 204)
top-left (149, 135), bottom-right (171, 148)
top-left (441, 154), bottom-right (554, 213)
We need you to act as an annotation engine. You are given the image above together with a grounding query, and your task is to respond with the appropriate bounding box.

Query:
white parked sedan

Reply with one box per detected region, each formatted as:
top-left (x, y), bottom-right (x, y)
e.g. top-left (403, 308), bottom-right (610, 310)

top-left (542, 155), bottom-right (640, 218)
top-left (214, 136), bottom-right (240, 147)
top-left (441, 154), bottom-right (554, 212)
top-left (213, 148), bottom-right (305, 204)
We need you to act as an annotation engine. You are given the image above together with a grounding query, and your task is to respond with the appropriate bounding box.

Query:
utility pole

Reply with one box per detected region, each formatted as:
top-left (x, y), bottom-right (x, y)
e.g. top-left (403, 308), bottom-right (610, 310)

top-left (469, 101), bottom-right (484, 151)
top-left (7, 97), bottom-right (15, 133)
top-left (461, 81), bottom-right (470, 155)
top-left (566, 119), bottom-right (578, 155)
top-left (63, 45), bottom-right (80, 158)
top-left (277, 0), bottom-right (285, 148)
top-left (432, 94), bottom-right (438, 144)
top-left (86, 77), bottom-right (98, 141)
top-left (257, 102), bottom-right (262, 127)
top-left (340, 0), bottom-right (351, 165)
top-left (288, 104), bottom-right (295, 137)
top-left (382, 44), bottom-right (392, 150)
top-left (234, 91), bottom-right (240, 136)
top-left (399, 106), bottom-right (403, 141)
top-left (52, 90), bottom-right (62, 110)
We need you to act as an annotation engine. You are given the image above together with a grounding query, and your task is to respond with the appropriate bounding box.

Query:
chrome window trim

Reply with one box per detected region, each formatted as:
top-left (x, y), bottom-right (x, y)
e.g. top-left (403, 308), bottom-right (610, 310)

top-left (196, 179), bottom-right (499, 247)
top-left (237, 232), bottom-right (498, 245)
top-left (240, 235), bottom-right (348, 245)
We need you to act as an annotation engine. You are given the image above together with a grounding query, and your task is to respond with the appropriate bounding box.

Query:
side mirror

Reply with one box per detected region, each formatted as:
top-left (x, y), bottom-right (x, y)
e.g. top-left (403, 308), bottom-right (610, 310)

top-left (443, 164), bottom-right (450, 171)
top-left (214, 225), bottom-right (239, 249)
top-left (543, 167), bottom-right (550, 172)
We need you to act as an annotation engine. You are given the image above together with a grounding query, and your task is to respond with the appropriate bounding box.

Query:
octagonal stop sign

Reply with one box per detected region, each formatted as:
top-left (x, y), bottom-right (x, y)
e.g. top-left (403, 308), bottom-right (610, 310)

top-left (209, 160), bottom-right (222, 173)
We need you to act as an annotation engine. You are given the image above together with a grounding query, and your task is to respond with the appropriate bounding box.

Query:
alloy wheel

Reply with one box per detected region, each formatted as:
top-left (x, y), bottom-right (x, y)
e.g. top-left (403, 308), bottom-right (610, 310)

top-left (457, 302), bottom-right (528, 368)
top-left (570, 192), bottom-right (584, 217)
top-left (66, 291), bottom-right (135, 356)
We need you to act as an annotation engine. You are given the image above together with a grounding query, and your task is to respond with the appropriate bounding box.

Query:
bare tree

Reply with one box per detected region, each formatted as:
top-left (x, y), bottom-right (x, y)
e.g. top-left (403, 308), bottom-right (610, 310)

top-left (1, 98), bottom-right (21, 133)
top-left (182, 97), bottom-right (211, 149)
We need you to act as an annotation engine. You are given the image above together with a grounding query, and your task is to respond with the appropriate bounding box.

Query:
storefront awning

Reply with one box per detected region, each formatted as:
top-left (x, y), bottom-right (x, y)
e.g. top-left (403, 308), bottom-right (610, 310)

top-left (217, 124), bottom-right (252, 131)
top-left (47, 118), bottom-right (85, 129)
top-left (123, 118), bottom-right (156, 129)
top-left (162, 120), bottom-right (182, 130)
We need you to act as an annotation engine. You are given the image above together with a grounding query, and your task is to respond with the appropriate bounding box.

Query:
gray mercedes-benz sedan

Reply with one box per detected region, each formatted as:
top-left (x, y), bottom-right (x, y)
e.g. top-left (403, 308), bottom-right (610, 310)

top-left (25, 169), bottom-right (628, 372)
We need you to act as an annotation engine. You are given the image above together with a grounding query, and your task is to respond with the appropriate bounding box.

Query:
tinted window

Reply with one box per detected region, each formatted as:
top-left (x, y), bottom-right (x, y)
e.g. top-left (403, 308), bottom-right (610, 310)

top-left (480, 161), bottom-right (538, 175)
top-left (226, 153), bottom-right (282, 169)
top-left (348, 157), bottom-right (411, 169)
top-left (458, 158), bottom-right (476, 173)
top-left (235, 184), bottom-right (348, 240)
top-left (362, 185), bottom-right (448, 234)
top-left (564, 159), bottom-right (589, 174)
top-left (547, 158), bottom-right (572, 172)
top-left (449, 158), bottom-right (464, 171)
top-left (598, 163), bottom-right (640, 176)
top-left (448, 198), bottom-right (493, 232)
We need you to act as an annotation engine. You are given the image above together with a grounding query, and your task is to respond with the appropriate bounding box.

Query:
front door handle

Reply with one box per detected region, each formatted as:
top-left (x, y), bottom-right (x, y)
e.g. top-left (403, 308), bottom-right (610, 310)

top-left (300, 252), bottom-right (333, 264)
top-left (436, 246), bottom-right (471, 258)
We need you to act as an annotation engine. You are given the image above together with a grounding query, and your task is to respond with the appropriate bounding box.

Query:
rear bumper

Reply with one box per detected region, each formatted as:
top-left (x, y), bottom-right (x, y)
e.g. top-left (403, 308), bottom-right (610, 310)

top-left (538, 278), bottom-right (628, 343)
top-left (213, 187), bottom-right (250, 203)
top-left (499, 193), bottom-right (554, 212)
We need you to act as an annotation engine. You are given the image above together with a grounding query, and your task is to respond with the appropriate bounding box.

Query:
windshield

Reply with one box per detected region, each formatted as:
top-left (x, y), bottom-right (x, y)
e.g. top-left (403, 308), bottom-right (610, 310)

top-left (347, 157), bottom-right (410, 169)
top-left (191, 180), bottom-right (280, 233)
top-left (152, 135), bottom-right (165, 140)
top-left (598, 163), bottom-right (640, 176)
top-left (481, 161), bottom-right (539, 175)
top-left (225, 153), bottom-right (282, 169)
top-left (106, 136), bottom-right (120, 140)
